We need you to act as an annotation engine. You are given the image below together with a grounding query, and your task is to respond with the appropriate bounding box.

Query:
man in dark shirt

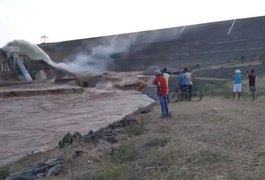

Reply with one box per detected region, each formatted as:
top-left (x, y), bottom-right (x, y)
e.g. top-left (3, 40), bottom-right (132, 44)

top-left (247, 69), bottom-right (256, 100)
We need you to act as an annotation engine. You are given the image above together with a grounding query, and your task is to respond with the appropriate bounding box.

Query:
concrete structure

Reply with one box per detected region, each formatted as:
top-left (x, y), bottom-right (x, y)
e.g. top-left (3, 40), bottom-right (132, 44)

top-left (0, 47), bottom-right (55, 81)
top-left (39, 15), bottom-right (265, 71)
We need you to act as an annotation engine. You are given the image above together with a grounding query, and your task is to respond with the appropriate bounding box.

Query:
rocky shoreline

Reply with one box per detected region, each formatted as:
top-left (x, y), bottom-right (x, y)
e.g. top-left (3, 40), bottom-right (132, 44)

top-left (2, 102), bottom-right (156, 180)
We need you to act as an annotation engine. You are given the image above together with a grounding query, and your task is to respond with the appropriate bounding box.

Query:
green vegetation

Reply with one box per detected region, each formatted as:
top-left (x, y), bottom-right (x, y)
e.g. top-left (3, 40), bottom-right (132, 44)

top-left (127, 123), bottom-right (144, 137)
top-left (111, 140), bottom-right (138, 163)
top-left (0, 167), bottom-right (9, 180)
top-left (199, 81), bottom-right (230, 97)
top-left (58, 131), bottom-right (82, 148)
top-left (144, 136), bottom-right (170, 149)
top-left (158, 125), bottom-right (170, 134)
top-left (88, 164), bottom-right (126, 180)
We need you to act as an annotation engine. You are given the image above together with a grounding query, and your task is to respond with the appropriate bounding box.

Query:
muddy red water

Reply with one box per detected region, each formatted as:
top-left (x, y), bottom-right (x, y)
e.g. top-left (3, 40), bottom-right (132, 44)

top-left (0, 88), bottom-right (154, 165)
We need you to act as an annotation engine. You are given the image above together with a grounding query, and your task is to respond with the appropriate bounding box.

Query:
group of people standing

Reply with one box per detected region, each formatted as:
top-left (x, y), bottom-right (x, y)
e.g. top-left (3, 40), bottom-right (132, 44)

top-left (153, 67), bottom-right (257, 118)
top-left (153, 67), bottom-right (195, 118)
top-left (233, 69), bottom-right (256, 101)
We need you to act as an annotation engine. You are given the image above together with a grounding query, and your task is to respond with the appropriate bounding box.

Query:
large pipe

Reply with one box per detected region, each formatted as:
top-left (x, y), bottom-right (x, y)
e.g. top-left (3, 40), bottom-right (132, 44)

top-left (13, 53), bottom-right (32, 81)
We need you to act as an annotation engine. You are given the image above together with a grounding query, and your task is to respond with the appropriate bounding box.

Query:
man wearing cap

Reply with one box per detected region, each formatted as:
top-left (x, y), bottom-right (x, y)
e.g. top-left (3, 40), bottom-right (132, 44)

top-left (154, 69), bottom-right (169, 118)
top-left (233, 69), bottom-right (242, 100)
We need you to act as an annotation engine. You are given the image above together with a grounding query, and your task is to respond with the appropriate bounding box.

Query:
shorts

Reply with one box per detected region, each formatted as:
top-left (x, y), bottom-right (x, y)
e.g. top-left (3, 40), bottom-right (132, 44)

top-left (249, 86), bottom-right (256, 92)
top-left (233, 84), bottom-right (242, 92)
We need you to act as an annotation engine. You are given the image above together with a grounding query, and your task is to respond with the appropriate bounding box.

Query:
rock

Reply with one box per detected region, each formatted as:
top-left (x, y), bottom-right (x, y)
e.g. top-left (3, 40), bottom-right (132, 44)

top-left (139, 109), bottom-right (151, 114)
top-left (7, 175), bottom-right (30, 180)
top-left (213, 107), bottom-right (219, 111)
top-left (72, 150), bottom-right (86, 159)
top-left (46, 157), bottom-right (64, 166)
top-left (96, 140), bottom-right (113, 154)
top-left (120, 118), bottom-right (137, 126)
top-left (102, 136), bottom-right (118, 144)
top-left (87, 160), bottom-right (92, 164)
top-left (36, 172), bottom-right (45, 179)
top-left (8, 158), bottom-right (64, 180)
top-left (83, 118), bottom-right (137, 144)
top-left (47, 164), bottom-right (62, 177)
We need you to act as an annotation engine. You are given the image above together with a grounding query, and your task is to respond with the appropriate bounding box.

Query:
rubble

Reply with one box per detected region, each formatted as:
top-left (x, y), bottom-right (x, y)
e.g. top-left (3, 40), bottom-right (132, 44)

top-left (7, 158), bottom-right (64, 180)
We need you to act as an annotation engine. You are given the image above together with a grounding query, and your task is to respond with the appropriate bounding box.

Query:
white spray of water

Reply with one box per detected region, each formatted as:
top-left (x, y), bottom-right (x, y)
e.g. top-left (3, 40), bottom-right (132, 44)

top-left (3, 40), bottom-right (56, 66)
top-left (59, 34), bottom-right (137, 73)
top-left (3, 35), bottom-right (137, 74)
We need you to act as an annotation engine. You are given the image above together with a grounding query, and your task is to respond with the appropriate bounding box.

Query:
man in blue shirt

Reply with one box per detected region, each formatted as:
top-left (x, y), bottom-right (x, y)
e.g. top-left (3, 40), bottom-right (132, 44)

top-left (178, 70), bottom-right (189, 90)
top-left (177, 69), bottom-right (190, 100)
top-left (233, 69), bottom-right (242, 100)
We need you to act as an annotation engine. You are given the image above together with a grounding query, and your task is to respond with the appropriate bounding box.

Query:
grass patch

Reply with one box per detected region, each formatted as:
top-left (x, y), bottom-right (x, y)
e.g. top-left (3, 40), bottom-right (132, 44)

top-left (111, 140), bottom-right (138, 163)
top-left (158, 126), bottom-right (170, 134)
top-left (85, 163), bottom-right (126, 180)
top-left (144, 136), bottom-right (170, 149)
top-left (127, 123), bottom-right (144, 137)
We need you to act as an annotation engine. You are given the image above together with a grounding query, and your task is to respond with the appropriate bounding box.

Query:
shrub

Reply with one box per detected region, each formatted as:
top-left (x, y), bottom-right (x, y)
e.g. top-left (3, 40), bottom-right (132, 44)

top-left (0, 167), bottom-right (9, 180)
top-left (59, 131), bottom-right (82, 148)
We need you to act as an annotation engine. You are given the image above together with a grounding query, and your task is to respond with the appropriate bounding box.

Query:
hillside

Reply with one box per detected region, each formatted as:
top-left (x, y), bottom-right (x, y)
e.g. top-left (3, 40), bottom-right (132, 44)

top-left (39, 15), bottom-right (265, 71)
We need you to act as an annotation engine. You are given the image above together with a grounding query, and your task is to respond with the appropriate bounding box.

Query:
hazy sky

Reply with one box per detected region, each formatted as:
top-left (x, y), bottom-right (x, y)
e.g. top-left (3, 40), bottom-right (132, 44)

top-left (0, 0), bottom-right (265, 47)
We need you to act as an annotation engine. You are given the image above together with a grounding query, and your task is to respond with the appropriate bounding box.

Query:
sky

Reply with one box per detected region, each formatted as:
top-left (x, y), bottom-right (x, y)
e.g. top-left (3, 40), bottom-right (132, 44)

top-left (0, 0), bottom-right (265, 47)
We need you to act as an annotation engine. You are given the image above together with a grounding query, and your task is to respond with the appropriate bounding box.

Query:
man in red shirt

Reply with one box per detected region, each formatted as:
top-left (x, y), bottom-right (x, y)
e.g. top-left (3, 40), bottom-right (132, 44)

top-left (154, 70), bottom-right (170, 118)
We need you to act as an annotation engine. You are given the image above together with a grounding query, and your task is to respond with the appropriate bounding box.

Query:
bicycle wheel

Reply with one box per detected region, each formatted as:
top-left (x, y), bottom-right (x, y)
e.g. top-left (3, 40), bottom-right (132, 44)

top-left (191, 88), bottom-right (203, 102)
top-left (168, 90), bottom-right (180, 103)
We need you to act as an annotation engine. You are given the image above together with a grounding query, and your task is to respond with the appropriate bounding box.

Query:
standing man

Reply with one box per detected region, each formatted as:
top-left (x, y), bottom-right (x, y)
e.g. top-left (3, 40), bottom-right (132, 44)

top-left (247, 69), bottom-right (256, 101)
top-left (233, 69), bottom-right (242, 100)
top-left (162, 67), bottom-right (170, 102)
top-left (154, 70), bottom-right (169, 118)
top-left (184, 67), bottom-right (195, 101)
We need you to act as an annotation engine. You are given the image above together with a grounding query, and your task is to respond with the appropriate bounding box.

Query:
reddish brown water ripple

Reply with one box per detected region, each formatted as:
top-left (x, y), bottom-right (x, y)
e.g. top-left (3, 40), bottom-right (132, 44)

top-left (0, 88), bottom-right (154, 165)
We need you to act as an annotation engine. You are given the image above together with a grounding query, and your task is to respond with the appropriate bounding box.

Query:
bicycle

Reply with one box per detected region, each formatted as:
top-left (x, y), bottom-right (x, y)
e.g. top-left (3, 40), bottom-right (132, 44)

top-left (168, 86), bottom-right (203, 103)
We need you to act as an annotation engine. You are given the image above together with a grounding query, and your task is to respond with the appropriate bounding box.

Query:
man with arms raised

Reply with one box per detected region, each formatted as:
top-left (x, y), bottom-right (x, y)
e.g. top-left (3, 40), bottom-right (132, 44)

top-left (247, 69), bottom-right (256, 101)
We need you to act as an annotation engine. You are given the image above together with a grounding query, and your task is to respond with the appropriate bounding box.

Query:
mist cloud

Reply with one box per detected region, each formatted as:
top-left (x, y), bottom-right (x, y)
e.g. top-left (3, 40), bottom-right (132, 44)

top-left (2, 28), bottom-right (183, 73)
top-left (2, 35), bottom-right (137, 73)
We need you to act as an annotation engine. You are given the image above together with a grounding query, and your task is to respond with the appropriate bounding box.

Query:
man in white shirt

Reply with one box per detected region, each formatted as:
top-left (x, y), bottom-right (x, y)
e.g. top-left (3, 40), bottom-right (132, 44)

top-left (184, 67), bottom-right (195, 101)
top-left (162, 67), bottom-right (170, 102)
